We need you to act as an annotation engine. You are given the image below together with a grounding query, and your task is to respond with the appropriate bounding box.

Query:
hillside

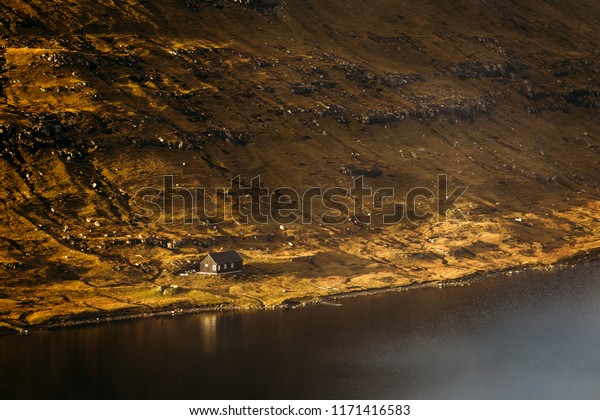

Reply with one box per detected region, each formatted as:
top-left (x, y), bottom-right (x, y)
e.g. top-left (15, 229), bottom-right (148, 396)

top-left (1, 0), bottom-right (599, 332)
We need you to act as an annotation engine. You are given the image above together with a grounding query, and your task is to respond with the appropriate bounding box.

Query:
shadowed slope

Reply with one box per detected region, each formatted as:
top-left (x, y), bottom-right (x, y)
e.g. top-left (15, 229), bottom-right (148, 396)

top-left (0, 0), bottom-right (599, 331)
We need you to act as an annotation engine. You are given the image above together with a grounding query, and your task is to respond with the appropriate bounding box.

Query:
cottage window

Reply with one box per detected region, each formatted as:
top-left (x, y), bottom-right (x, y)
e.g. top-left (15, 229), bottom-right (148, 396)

top-left (231, 263), bottom-right (234, 268)
top-left (205, 263), bottom-right (208, 267)
top-left (212, 264), bottom-right (216, 270)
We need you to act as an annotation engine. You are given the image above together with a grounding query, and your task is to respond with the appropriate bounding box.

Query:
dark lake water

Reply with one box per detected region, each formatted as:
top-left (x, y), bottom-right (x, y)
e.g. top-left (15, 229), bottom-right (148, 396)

top-left (1, 261), bottom-right (600, 399)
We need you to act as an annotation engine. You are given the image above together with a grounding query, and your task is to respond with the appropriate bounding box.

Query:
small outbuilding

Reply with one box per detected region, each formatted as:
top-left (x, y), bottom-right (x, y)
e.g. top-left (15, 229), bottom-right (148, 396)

top-left (199, 250), bottom-right (243, 275)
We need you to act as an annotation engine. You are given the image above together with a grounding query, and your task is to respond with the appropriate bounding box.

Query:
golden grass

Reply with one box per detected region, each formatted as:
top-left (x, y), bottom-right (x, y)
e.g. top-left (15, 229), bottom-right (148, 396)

top-left (0, 0), bottom-right (599, 329)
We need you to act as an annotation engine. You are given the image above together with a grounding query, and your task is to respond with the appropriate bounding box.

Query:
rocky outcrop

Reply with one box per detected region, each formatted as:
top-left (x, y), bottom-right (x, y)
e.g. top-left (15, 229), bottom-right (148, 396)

top-left (339, 165), bottom-right (383, 178)
top-left (328, 54), bottom-right (423, 89)
top-left (158, 284), bottom-right (182, 295)
top-left (0, 112), bottom-right (104, 160)
top-left (290, 78), bottom-right (336, 95)
top-left (0, 47), bottom-right (6, 98)
top-left (38, 51), bottom-right (139, 71)
top-left (356, 109), bottom-right (406, 125)
top-left (185, 0), bottom-right (280, 11)
top-left (448, 61), bottom-right (527, 79)
top-left (355, 95), bottom-right (495, 125)
top-left (133, 129), bottom-right (253, 149)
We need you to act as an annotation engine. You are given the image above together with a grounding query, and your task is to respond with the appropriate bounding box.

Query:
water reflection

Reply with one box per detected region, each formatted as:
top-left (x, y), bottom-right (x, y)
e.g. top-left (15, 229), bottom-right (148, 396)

top-left (199, 313), bottom-right (218, 355)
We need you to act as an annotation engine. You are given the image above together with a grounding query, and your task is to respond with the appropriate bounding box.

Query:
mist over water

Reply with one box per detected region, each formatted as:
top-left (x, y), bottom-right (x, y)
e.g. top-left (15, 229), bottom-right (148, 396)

top-left (2, 261), bottom-right (600, 399)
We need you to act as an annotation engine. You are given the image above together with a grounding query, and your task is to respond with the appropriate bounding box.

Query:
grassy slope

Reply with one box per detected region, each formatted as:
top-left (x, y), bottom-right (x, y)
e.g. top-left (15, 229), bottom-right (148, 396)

top-left (0, 0), bottom-right (599, 331)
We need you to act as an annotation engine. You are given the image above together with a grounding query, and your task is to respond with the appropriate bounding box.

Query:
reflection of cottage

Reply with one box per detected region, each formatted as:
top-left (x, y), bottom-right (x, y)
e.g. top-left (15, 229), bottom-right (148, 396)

top-left (199, 250), bottom-right (243, 275)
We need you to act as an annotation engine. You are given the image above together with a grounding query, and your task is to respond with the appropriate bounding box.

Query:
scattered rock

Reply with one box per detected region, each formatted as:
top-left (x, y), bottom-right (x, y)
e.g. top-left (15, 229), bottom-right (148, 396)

top-left (448, 60), bottom-right (527, 80)
top-left (339, 165), bottom-right (383, 178)
top-left (158, 285), bottom-right (182, 295)
top-left (135, 129), bottom-right (253, 149)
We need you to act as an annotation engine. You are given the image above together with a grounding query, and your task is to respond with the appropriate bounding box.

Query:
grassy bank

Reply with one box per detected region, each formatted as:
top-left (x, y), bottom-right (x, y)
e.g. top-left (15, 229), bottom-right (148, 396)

top-left (1, 209), bottom-right (598, 334)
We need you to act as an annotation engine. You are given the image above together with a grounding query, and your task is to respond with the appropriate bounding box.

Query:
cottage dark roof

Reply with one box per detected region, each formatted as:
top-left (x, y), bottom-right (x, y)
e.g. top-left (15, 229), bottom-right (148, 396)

top-left (207, 250), bottom-right (243, 264)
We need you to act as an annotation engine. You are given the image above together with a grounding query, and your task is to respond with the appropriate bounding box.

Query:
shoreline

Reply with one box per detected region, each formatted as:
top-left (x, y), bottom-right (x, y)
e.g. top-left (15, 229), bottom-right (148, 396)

top-left (2, 247), bottom-right (599, 337)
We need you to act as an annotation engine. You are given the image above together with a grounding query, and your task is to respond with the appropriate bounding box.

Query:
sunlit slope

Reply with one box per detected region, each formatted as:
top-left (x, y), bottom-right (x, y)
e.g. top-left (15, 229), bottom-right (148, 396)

top-left (0, 0), bottom-right (599, 330)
